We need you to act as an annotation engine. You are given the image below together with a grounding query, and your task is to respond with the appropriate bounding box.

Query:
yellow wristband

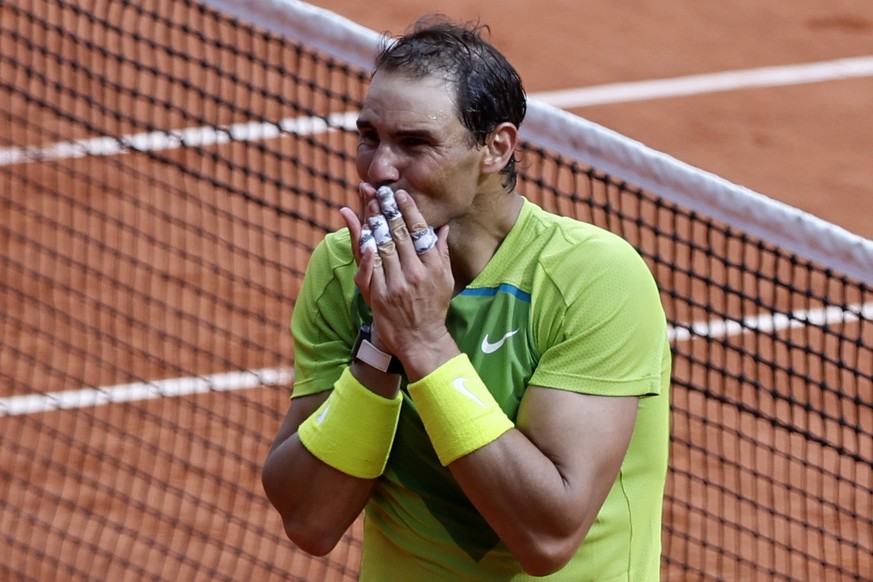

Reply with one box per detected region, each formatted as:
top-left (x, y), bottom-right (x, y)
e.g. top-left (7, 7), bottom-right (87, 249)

top-left (408, 353), bottom-right (514, 466)
top-left (298, 367), bottom-right (402, 479)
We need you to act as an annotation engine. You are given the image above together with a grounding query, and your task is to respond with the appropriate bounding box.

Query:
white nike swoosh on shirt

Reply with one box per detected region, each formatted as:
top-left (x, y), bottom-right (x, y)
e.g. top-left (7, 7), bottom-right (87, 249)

top-left (480, 328), bottom-right (520, 354)
top-left (452, 378), bottom-right (485, 407)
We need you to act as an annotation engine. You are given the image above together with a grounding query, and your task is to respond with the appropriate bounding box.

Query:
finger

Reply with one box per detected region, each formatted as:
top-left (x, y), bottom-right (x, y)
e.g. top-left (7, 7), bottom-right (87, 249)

top-left (376, 186), bottom-right (403, 225)
top-left (357, 182), bottom-right (375, 227)
top-left (353, 235), bottom-right (377, 296)
top-left (340, 206), bottom-right (365, 263)
top-left (366, 207), bottom-right (393, 248)
top-left (375, 187), bottom-right (424, 266)
top-left (359, 227), bottom-right (377, 258)
top-left (358, 182), bottom-right (377, 209)
top-left (365, 199), bottom-right (401, 276)
top-left (376, 185), bottom-right (411, 238)
top-left (410, 225), bottom-right (437, 255)
top-left (393, 189), bottom-right (438, 257)
top-left (433, 223), bottom-right (451, 264)
top-left (349, 183), bottom-right (381, 263)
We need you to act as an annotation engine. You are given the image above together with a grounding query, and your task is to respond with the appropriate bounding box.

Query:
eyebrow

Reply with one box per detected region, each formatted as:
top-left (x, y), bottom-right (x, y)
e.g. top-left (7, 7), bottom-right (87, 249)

top-left (356, 118), bottom-right (438, 141)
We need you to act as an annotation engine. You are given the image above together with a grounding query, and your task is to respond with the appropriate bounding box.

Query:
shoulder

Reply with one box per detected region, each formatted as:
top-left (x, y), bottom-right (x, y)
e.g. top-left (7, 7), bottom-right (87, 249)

top-left (314, 228), bottom-right (355, 265)
top-left (514, 200), bottom-right (640, 261)
top-left (516, 201), bottom-right (655, 303)
top-left (303, 229), bottom-right (356, 284)
top-left (295, 228), bottom-right (360, 318)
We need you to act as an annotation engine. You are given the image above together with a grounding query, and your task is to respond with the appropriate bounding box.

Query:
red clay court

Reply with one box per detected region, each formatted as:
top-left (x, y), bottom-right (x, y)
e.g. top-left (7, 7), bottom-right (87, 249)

top-left (1, 1), bottom-right (871, 580)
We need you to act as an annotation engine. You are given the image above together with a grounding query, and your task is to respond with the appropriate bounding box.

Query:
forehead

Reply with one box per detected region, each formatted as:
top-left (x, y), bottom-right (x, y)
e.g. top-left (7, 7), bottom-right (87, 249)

top-left (358, 71), bottom-right (461, 130)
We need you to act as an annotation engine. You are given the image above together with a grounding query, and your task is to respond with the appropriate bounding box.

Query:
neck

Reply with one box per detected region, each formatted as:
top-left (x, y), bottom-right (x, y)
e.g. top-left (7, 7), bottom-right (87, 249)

top-left (448, 190), bottom-right (522, 292)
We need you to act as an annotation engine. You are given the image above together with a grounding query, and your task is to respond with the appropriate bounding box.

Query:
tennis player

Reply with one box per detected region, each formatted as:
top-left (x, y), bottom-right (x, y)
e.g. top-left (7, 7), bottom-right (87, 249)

top-left (262, 15), bottom-right (671, 581)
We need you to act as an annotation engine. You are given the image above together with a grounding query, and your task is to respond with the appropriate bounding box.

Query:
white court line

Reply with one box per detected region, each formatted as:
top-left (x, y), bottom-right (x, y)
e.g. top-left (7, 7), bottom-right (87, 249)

top-left (2, 303), bottom-right (869, 416)
top-left (0, 367), bottom-right (293, 416)
top-left (668, 302), bottom-right (873, 343)
top-left (0, 111), bottom-right (359, 166)
top-left (2, 56), bottom-right (872, 166)
top-left (534, 55), bottom-right (873, 108)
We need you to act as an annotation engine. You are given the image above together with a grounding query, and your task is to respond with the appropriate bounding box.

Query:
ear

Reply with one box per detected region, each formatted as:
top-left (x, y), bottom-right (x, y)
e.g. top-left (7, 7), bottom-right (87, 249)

top-left (480, 122), bottom-right (518, 175)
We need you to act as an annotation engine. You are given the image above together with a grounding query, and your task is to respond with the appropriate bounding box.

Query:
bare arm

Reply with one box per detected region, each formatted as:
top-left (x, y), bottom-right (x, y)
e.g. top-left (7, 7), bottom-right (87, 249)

top-left (261, 361), bottom-right (400, 556)
top-left (262, 184), bottom-right (406, 555)
top-left (449, 387), bottom-right (638, 576)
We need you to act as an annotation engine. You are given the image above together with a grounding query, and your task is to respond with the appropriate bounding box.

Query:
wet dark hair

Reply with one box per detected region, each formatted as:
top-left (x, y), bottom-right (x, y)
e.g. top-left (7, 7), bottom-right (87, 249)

top-left (374, 15), bottom-right (527, 189)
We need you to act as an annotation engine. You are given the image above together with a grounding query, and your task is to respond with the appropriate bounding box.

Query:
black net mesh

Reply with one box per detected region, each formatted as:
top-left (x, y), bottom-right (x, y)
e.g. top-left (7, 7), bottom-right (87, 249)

top-left (1, 1), bottom-right (870, 580)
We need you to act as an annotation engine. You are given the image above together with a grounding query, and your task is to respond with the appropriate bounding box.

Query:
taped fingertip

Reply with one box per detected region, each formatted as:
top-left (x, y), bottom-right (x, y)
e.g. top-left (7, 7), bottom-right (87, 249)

top-left (359, 227), bottom-right (377, 255)
top-left (376, 186), bottom-right (401, 221)
top-left (367, 214), bottom-right (392, 245)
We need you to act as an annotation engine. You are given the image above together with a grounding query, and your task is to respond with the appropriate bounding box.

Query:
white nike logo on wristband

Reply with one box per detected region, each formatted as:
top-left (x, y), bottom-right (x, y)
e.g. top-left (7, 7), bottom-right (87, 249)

top-left (480, 329), bottom-right (519, 354)
top-left (452, 378), bottom-right (485, 407)
top-left (315, 403), bottom-right (330, 425)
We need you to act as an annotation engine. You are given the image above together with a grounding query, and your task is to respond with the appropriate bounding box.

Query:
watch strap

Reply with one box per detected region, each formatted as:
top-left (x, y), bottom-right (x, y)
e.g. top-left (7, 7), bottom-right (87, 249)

top-left (352, 324), bottom-right (403, 374)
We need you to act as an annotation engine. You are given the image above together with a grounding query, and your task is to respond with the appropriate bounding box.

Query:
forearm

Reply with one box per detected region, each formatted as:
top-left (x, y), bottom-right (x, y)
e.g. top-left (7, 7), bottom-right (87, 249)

top-left (404, 355), bottom-right (575, 571)
top-left (447, 431), bottom-right (597, 575)
top-left (407, 355), bottom-right (637, 576)
top-left (262, 362), bottom-right (402, 554)
top-left (262, 431), bottom-right (376, 555)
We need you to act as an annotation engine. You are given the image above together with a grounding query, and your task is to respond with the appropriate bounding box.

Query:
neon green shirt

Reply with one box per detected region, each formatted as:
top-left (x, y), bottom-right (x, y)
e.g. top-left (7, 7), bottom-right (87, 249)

top-left (292, 198), bottom-right (671, 581)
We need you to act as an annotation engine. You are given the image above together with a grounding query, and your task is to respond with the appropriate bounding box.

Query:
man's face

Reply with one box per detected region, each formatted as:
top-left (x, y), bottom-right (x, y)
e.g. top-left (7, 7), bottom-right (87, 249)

top-left (355, 70), bottom-right (485, 228)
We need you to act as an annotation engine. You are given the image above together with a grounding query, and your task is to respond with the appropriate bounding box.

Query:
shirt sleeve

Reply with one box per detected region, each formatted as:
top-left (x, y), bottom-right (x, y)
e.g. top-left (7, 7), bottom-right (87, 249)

top-left (290, 230), bottom-right (360, 398)
top-left (529, 231), bottom-right (668, 397)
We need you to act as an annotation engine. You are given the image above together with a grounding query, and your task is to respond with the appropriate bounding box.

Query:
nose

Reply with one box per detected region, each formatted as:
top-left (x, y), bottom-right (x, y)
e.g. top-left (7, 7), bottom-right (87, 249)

top-left (362, 143), bottom-right (401, 184)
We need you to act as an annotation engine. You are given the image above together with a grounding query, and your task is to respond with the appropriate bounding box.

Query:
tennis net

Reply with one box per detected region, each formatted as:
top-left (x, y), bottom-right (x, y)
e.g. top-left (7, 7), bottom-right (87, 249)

top-left (1, 0), bottom-right (870, 580)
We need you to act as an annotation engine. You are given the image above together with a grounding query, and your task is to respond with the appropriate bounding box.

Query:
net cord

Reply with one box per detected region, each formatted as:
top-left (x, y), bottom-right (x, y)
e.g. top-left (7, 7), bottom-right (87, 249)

top-left (210, 0), bottom-right (380, 71)
top-left (523, 103), bottom-right (873, 286)
top-left (203, 0), bottom-right (873, 286)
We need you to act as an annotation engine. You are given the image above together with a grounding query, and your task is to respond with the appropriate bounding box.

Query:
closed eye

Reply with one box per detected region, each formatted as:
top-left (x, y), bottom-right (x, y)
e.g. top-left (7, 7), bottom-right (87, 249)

top-left (400, 136), bottom-right (429, 148)
top-left (356, 118), bottom-right (378, 141)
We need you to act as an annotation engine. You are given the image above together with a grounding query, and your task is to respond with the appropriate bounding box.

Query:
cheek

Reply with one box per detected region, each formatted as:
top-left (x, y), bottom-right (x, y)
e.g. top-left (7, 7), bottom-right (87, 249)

top-left (355, 148), bottom-right (372, 180)
top-left (412, 189), bottom-right (463, 229)
top-left (405, 193), bottom-right (437, 227)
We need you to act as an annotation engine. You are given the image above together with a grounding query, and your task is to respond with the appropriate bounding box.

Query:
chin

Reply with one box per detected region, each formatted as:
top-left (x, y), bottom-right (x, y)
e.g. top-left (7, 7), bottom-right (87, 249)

top-left (423, 214), bottom-right (442, 229)
top-left (402, 194), bottom-right (441, 229)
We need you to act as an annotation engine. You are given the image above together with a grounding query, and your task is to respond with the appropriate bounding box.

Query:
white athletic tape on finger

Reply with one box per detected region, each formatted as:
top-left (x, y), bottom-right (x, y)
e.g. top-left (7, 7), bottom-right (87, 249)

top-left (367, 214), bottom-right (392, 245)
top-left (359, 227), bottom-right (377, 255)
top-left (376, 186), bottom-right (402, 221)
top-left (411, 226), bottom-right (437, 255)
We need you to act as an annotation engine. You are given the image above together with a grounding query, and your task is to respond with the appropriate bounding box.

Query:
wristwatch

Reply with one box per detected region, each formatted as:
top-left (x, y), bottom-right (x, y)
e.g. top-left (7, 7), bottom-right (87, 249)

top-left (351, 324), bottom-right (403, 374)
